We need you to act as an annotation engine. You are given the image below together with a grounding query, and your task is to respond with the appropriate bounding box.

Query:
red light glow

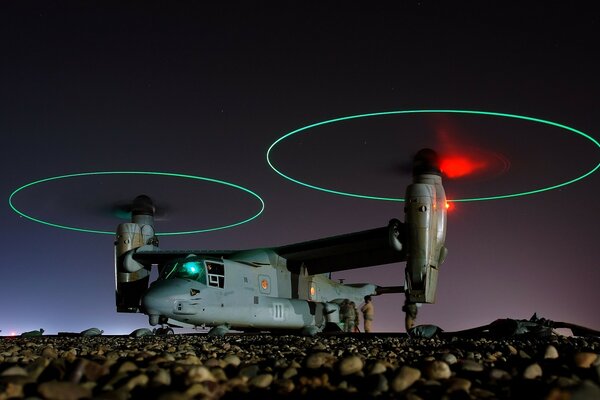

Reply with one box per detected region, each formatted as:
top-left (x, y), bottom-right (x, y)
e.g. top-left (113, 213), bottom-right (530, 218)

top-left (440, 155), bottom-right (487, 178)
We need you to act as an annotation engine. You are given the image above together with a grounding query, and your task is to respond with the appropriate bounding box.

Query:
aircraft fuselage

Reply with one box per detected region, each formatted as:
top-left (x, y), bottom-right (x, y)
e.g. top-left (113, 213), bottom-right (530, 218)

top-left (141, 250), bottom-right (376, 332)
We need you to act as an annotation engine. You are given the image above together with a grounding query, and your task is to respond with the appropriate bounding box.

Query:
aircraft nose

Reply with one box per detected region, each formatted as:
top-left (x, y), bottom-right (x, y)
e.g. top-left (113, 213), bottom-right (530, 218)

top-left (142, 280), bottom-right (183, 323)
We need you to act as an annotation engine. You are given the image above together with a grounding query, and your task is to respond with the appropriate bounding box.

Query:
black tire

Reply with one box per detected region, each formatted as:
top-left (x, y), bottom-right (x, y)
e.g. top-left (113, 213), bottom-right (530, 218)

top-left (155, 327), bottom-right (175, 335)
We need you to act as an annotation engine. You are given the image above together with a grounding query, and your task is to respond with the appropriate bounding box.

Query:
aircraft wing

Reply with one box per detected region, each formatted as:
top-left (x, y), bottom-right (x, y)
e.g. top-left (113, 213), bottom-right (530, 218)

top-left (274, 219), bottom-right (406, 275)
top-left (132, 249), bottom-right (237, 265)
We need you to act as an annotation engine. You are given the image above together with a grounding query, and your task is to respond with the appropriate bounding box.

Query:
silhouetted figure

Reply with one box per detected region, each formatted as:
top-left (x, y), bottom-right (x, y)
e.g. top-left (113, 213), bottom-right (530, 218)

top-left (402, 299), bottom-right (418, 332)
top-left (340, 299), bottom-right (356, 332)
top-left (361, 295), bottom-right (375, 332)
top-left (350, 301), bottom-right (360, 332)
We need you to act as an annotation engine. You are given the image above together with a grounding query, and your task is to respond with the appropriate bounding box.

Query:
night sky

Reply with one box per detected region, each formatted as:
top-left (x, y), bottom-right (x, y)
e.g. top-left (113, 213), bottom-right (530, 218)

top-left (1, 1), bottom-right (599, 335)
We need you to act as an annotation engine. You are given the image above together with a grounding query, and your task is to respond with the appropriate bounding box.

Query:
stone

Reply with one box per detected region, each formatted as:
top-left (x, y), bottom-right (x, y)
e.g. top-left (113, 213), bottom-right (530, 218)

top-left (392, 365), bottom-right (421, 392)
top-left (519, 350), bottom-right (531, 359)
top-left (203, 357), bottom-right (222, 367)
top-left (224, 376), bottom-right (248, 390)
top-left (426, 360), bottom-right (452, 380)
top-left (556, 376), bottom-right (580, 388)
top-left (3, 381), bottom-right (25, 398)
top-left (153, 353), bottom-right (176, 363)
top-left (460, 359), bottom-right (484, 372)
top-left (369, 373), bottom-right (389, 394)
top-left (249, 373), bottom-right (273, 388)
top-left (283, 367), bottom-right (298, 379)
top-left (544, 345), bottom-right (559, 359)
top-left (571, 380), bottom-right (600, 399)
top-left (186, 366), bottom-right (217, 384)
top-left (151, 368), bottom-right (171, 386)
top-left (37, 381), bottom-right (92, 400)
top-left (185, 383), bottom-right (212, 397)
top-left (489, 368), bottom-right (511, 380)
top-left (273, 358), bottom-right (288, 368)
top-left (123, 373), bottom-right (149, 391)
top-left (26, 356), bottom-right (50, 380)
top-left (1, 365), bottom-right (28, 377)
top-left (223, 354), bottom-right (241, 367)
top-left (523, 363), bottom-right (543, 379)
top-left (41, 346), bottom-right (58, 359)
top-left (179, 355), bottom-right (201, 365)
top-left (116, 361), bottom-right (138, 374)
top-left (211, 367), bottom-right (228, 382)
top-left (105, 351), bottom-right (121, 364)
top-left (447, 377), bottom-right (472, 393)
top-left (545, 387), bottom-right (570, 400)
top-left (239, 364), bottom-right (260, 379)
top-left (574, 352), bottom-right (598, 368)
top-left (83, 360), bottom-right (109, 381)
top-left (441, 353), bottom-right (458, 365)
top-left (471, 387), bottom-right (497, 398)
top-left (368, 360), bottom-right (387, 375)
top-left (305, 352), bottom-right (334, 369)
top-left (338, 355), bottom-right (363, 376)
top-left (62, 348), bottom-right (78, 363)
top-left (312, 342), bottom-right (328, 351)
top-left (274, 378), bottom-right (295, 393)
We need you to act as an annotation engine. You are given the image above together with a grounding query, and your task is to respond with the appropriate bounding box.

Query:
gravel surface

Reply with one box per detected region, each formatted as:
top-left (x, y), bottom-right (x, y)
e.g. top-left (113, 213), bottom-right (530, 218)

top-left (1, 333), bottom-right (599, 399)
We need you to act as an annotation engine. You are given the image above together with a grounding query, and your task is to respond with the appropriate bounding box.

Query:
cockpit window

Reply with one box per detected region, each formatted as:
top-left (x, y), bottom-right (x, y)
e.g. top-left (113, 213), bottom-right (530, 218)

top-left (161, 258), bottom-right (207, 285)
top-left (206, 261), bottom-right (225, 288)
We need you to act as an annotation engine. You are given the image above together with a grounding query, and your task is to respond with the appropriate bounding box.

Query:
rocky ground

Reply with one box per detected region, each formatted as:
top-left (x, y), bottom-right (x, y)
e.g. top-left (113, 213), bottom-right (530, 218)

top-left (1, 333), bottom-right (599, 399)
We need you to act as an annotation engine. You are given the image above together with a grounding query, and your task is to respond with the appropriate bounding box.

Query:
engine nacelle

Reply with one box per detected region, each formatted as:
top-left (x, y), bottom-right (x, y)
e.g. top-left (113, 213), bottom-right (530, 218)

top-left (404, 151), bottom-right (447, 304)
top-left (114, 196), bottom-right (159, 313)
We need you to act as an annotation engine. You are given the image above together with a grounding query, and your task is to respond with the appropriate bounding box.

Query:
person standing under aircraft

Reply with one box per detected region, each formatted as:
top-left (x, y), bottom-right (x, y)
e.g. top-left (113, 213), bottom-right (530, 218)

top-left (361, 295), bottom-right (375, 332)
top-left (341, 299), bottom-right (356, 332)
top-left (402, 300), bottom-right (419, 331)
top-left (350, 301), bottom-right (360, 332)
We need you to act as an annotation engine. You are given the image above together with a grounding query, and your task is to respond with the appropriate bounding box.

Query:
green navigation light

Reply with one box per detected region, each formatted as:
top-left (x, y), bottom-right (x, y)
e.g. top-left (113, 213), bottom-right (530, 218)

top-left (183, 261), bottom-right (199, 274)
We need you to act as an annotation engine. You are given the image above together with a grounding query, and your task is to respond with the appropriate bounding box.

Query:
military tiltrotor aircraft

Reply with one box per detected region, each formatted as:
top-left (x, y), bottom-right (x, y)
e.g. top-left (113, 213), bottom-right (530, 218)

top-left (115, 149), bottom-right (447, 335)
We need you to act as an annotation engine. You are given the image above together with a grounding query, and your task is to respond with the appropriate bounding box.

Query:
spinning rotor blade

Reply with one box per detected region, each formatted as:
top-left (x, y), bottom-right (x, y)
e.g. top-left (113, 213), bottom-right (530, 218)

top-left (383, 148), bottom-right (441, 178)
top-left (384, 145), bottom-right (505, 182)
top-left (383, 160), bottom-right (413, 176)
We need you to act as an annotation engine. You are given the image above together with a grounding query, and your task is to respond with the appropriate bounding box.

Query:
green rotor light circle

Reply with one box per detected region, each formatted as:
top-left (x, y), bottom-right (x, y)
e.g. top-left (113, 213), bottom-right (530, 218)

top-left (267, 109), bottom-right (600, 202)
top-left (9, 171), bottom-right (265, 235)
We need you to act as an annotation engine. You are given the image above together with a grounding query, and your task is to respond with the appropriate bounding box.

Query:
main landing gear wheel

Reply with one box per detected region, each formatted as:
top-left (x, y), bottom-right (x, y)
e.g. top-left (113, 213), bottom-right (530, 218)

top-left (154, 327), bottom-right (175, 335)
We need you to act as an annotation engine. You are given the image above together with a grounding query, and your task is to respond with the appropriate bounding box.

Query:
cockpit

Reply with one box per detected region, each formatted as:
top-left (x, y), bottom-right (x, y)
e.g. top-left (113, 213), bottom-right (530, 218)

top-left (159, 256), bottom-right (225, 288)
